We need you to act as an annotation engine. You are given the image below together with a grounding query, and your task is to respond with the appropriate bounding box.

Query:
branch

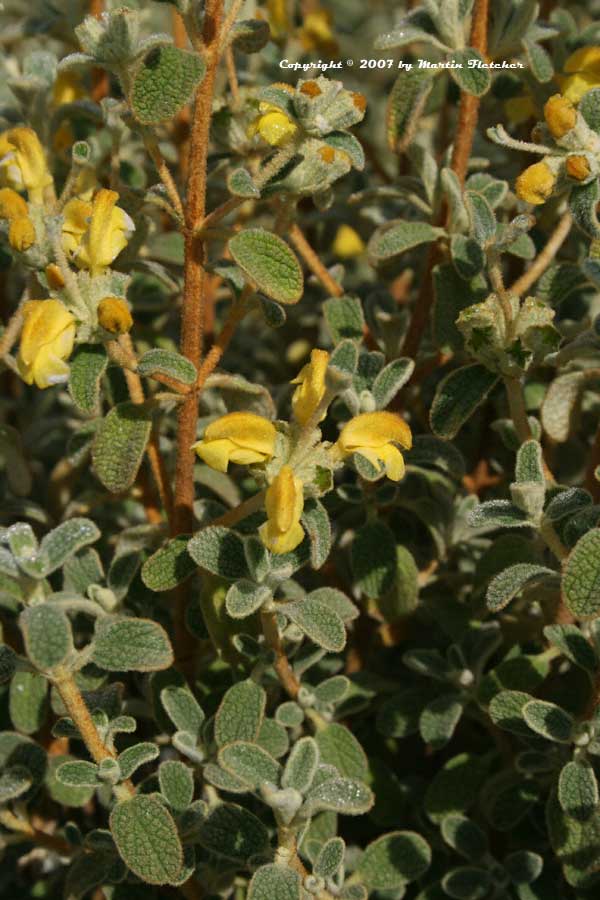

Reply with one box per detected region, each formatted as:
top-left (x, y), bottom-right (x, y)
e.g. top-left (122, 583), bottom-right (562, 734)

top-left (509, 210), bottom-right (572, 297)
top-left (288, 223), bottom-right (343, 297)
top-left (260, 608), bottom-right (300, 699)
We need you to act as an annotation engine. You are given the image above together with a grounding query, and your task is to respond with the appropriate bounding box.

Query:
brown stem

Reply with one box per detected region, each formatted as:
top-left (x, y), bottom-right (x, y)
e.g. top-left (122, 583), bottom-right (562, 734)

top-left (0, 810), bottom-right (72, 857)
top-left (210, 490), bottom-right (266, 529)
top-left (225, 46), bottom-right (240, 108)
top-left (510, 211), bottom-right (572, 298)
top-left (195, 301), bottom-right (246, 391)
top-left (260, 609), bottom-right (300, 699)
top-left (144, 135), bottom-right (184, 220)
top-left (504, 375), bottom-right (532, 444)
top-left (0, 307), bottom-right (24, 359)
top-left (400, 0), bottom-right (489, 362)
top-left (53, 668), bottom-right (135, 794)
top-left (288, 223), bottom-right (343, 297)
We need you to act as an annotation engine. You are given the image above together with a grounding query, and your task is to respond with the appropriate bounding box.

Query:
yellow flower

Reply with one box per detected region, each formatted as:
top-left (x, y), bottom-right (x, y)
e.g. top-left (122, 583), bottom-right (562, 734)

top-left (515, 161), bottom-right (556, 205)
top-left (291, 348), bottom-right (329, 425)
top-left (333, 411), bottom-right (413, 482)
top-left (97, 297), bottom-right (133, 334)
top-left (63, 189), bottom-right (135, 275)
top-left (267, 0), bottom-right (289, 40)
top-left (259, 465), bottom-right (305, 554)
top-left (566, 154), bottom-right (592, 181)
top-left (298, 9), bottom-right (337, 55)
top-left (17, 299), bottom-right (76, 389)
top-left (8, 216), bottom-right (35, 252)
top-left (0, 128), bottom-right (53, 204)
top-left (332, 225), bottom-right (365, 259)
top-left (544, 94), bottom-right (577, 139)
top-left (558, 46), bottom-right (600, 104)
top-left (248, 102), bottom-right (298, 147)
top-left (0, 187), bottom-right (28, 220)
top-left (193, 412), bottom-right (277, 473)
top-left (52, 72), bottom-right (85, 107)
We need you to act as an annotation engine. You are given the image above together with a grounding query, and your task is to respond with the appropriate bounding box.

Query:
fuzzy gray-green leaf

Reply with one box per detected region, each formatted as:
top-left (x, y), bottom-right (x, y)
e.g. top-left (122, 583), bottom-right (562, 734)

top-left (563, 529), bottom-right (600, 618)
top-left (218, 741), bottom-right (281, 789)
top-left (368, 219), bottom-right (445, 263)
top-left (159, 760), bottom-right (194, 810)
top-left (215, 679), bottom-right (266, 747)
top-left (280, 596), bottom-right (346, 652)
top-left (430, 365), bottom-right (498, 439)
top-left (131, 45), bottom-right (206, 124)
top-left (110, 794), bottom-right (184, 885)
top-left (69, 344), bottom-right (108, 414)
top-left (188, 526), bottom-right (249, 580)
top-left (20, 604), bottom-right (73, 671)
top-left (559, 760), bottom-right (598, 822)
top-left (247, 863), bottom-right (302, 900)
top-left (92, 402), bottom-right (153, 493)
top-left (357, 831), bottom-right (431, 889)
top-left (142, 535), bottom-right (196, 591)
top-left (92, 618), bottom-right (173, 671)
top-left (229, 229), bottom-right (303, 304)
top-left (138, 349), bottom-right (197, 385)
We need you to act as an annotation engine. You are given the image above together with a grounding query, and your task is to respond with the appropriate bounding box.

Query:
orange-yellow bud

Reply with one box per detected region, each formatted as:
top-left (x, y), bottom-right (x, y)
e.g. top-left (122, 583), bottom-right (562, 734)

top-left (515, 161), bottom-right (556, 205)
top-left (45, 264), bottom-right (66, 290)
top-left (8, 216), bottom-right (35, 251)
top-left (97, 297), bottom-right (133, 334)
top-left (566, 154), bottom-right (591, 181)
top-left (0, 187), bottom-right (28, 220)
top-left (543, 94), bottom-right (577, 138)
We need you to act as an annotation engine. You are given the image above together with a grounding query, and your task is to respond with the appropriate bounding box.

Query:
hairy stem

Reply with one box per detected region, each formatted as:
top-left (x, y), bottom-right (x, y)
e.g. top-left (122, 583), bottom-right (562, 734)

top-left (510, 210), bottom-right (572, 297)
top-left (504, 375), bottom-right (532, 444)
top-left (0, 810), bottom-right (72, 856)
top-left (144, 134), bottom-right (185, 220)
top-left (260, 609), bottom-right (300, 699)
top-left (289, 223), bottom-right (343, 297)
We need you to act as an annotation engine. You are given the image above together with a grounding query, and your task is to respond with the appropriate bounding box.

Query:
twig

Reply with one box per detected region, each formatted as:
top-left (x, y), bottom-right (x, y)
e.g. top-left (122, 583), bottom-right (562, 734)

top-left (0, 809), bottom-right (72, 857)
top-left (510, 211), bottom-right (572, 297)
top-left (218, 0), bottom-right (246, 51)
top-left (260, 608), bottom-right (300, 699)
top-left (0, 307), bottom-right (24, 359)
top-left (144, 134), bottom-right (185, 220)
top-left (288, 223), bottom-right (343, 297)
top-left (399, 0), bottom-right (489, 362)
top-left (504, 376), bottom-right (532, 444)
top-left (225, 46), bottom-right (241, 108)
top-left (53, 667), bottom-right (135, 798)
top-left (195, 299), bottom-right (247, 391)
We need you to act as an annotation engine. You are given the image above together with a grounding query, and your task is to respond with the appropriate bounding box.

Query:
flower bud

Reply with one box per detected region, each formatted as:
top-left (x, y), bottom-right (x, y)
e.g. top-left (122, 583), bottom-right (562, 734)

top-left (515, 161), bottom-right (556, 205)
top-left (8, 216), bottom-right (35, 251)
top-left (45, 264), bottom-right (66, 290)
top-left (97, 297), bottom-right (133, 334)
top-left (543, 94), bottom-right (577, 139)
top-left (566, 154), bottom-right (592, 181)
top-left (0, 187), bottom-right (28, 220)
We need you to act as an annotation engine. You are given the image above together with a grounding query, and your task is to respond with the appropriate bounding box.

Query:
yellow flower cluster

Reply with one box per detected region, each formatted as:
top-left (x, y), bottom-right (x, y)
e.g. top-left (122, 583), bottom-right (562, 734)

top-left (0, 127), bottom-right (53, 204)
top-left (248, 101), bottom-right (298, 147)
top-left (62, 188), bottom-right (135, 275)
top-left (193, 353), bottom-right (413, 555)
top-left (17, 300), bottom-right (76, 389)
top-left (0, 187), bottom-right (36, 252)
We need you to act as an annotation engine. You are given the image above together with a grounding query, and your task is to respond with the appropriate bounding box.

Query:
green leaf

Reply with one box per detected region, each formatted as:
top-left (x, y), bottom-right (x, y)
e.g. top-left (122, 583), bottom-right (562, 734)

top-left (110, 794), bottom-right (184, 885)
top-left (161, 685), bottom-right (205, 738)
top-left (142, 535), bottom-right (196, 591)
top-left (247, 864), bottom-right (302, 900)
top-left (543, 624), bottom-right (598, 673)
top-left (218, 741), bottom-right (280, 789)
top-left (314, 675), bottom-right (349, 705)
top-left (92, 618), bottom-right (173, 672)
top-left (547, 788), bottom-right (600, 889)
top-left (41, 518), bottom-right (101, 576)
top-left (441, 814), bottom-right (488, 861)
top-left (503, 850), bottom-right (543, 885)
top-left (559, 760), bottom-right (598, 822)
top-left (229, 229), bottom-right (303, 304)
top-left (378, 545), bottom-right (419, 622)
top-left (188, 526), bottom-right (249, 580)
top-left (280, 596), bottom-right (346, 652)
top-left (522, 38), bottom-right (553, 83)
top-left (430, 365), bottom-right (498, 439)
top-left (569, 179), bottom-right (600, 239)
top-left (131, 45), bottom-right (206, 124)
top-left (9, 671), bottom-right (47, 735)
top-left (56, 759), bottom-right (99, 787)
top-left (386, 69), bottom-right (434, 153)
top-left (159, 760), bottom-right (194, 810)
top-left (372, 358), bottom-right (414, 408)
top-left (420, 694), bottom-right (464, 750)
top-left (544, 488), bottom-right (592, 523)
top-left (282, 737), bottom-right (319, 792)
top-left (20, 604), bottom-right (73, 671)
top-left (305, 776), bottom-right (373, 816)
top-left (563, 529), bottom-right (600, 618)
top-left (357, 831), bottom-right (431, 889)
top-left (377, 688), bottom-right (433, 738)
top-left (425, 753), bottom-right (489, 823)
top-left (449, 49), bottom-right (491, 96)
top-left (323, 296), bottom-right (365, 343)
top-left (315, 723), bottom-right (368, 780)
top-left (226, 579), bottom-right (271, 618)
top-left (314, 836), bottom-right (345, 879)
top-left (215, 679), bottom-right (266, 747)
top-left (516, 440), bottom-right (544, 484)
top-left (352, 520), bottom-right (397, 599)
top-left (0, 765), bottom-right (32, 802)
top-left (69, 344), bottom-right (108, 414)
top-left (581, 88), bottom-right (600, 133)
top-left (465, 191), bottom-right (496, 246)
top-left (541, 372), bottom-right (586, 443)
top-left (198, 802), bottom-right (269, 862)
top-left (46, 754), bottom-right (96, 808)
top-left (368, 219), bottom-right (445, 263)
top-left (92, 402), bottom-right (153, 493)
top-left (117, 742), bottom-right (159, 778)
top-left (138, 349), bottom-right (197, 385)
top-left (228, 167), bottom-right (260, 198)
top-left (468, 500), bottom-right (530, 529)
top-left (486, 564), bottom-right (559, 611)
top-left (522, 699), bottom-right (574, 742)
top-left (257, 718), bottom-right (289, 759)
top-left (301, 498), bottom-right (331, 569)
top-left (442, 866), bottom-right (492, 899)
top-left (489, 690), bottom-right (535, 737)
